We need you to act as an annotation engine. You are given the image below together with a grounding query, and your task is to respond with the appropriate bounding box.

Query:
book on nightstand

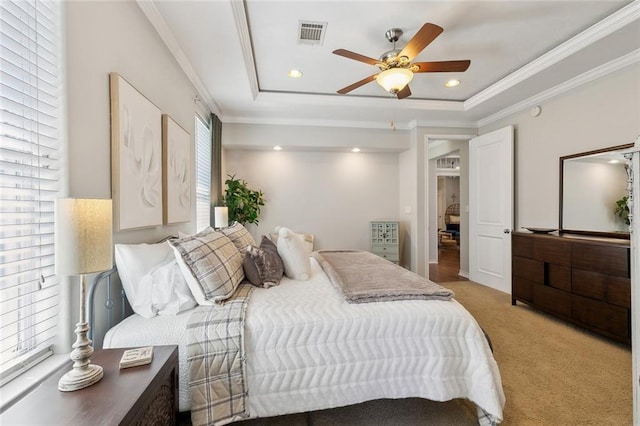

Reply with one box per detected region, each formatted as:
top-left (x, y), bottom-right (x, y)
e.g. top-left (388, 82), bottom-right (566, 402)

top-left (119, 346), bottom-right (154, 369)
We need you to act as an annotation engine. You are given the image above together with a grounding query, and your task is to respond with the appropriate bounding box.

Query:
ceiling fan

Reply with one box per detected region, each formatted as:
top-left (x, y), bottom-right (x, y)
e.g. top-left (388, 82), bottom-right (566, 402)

top-left (333, 23), bottom-right (470, 99)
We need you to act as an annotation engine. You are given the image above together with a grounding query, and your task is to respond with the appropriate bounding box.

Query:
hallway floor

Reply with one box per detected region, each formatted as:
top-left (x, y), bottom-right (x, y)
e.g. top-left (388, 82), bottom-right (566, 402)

top-left (428, 247), bottom-right (468, 283)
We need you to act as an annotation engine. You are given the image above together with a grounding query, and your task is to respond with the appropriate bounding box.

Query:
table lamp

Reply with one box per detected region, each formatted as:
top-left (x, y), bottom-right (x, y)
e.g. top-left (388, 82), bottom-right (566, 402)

top-left (55, 198), bottom-right (113, 392)
top-left (214, 206), bottom-right (229, 229)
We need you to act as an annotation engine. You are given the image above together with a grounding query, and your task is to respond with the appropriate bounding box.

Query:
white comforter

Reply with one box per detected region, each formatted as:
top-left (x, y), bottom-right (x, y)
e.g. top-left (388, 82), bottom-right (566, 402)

top-left (104, 257), bottom-right (505, 423)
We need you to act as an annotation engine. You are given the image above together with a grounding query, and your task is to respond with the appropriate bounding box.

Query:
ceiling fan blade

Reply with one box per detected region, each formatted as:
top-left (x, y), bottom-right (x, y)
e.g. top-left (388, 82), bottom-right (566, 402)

top-left (398, 23), bottom-right (443, 61)
top-left (333, 49), bottom-right (380, 66)
top-left (396, 85), bottom-right (411, 99)
top-left (413, 60), bottom-right (471, 73)
top-left (337, 74), bottom-right (378, 94)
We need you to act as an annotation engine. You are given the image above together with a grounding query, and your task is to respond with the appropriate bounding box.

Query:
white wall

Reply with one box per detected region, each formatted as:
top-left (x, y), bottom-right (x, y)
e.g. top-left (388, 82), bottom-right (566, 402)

top-left (64, 0), bottom-right (208, 346)
top-left (480, 63), bottom-right (640, 231)
top-left (223, 149), bottom-right (400, 252)
top-left (224, 123), bottom-right (410, 152)
top-left (66, 0), bottom-right (207, 245)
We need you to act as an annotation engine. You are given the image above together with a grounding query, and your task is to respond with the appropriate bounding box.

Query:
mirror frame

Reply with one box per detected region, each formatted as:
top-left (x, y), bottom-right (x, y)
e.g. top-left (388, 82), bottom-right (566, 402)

top-left (559, 143), bottom-right (633, 239)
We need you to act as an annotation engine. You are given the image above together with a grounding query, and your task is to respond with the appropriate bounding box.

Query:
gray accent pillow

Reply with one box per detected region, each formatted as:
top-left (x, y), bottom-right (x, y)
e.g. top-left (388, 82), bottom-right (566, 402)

top-left (170, 229), bottom-right (244, 303)
top-left (220, 222), bottom-right (256, 253)
top-left (243, 236), bottom-right (284, 288)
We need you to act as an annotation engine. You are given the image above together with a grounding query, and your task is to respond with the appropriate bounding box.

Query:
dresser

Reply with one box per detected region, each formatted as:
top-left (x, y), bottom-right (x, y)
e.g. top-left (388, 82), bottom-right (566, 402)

top-left (512, 232), bottom-right (631, 344)
top-left (370, 220), bottom-right (400, 264)
top-left (1, 346), bottom-right (178, 425)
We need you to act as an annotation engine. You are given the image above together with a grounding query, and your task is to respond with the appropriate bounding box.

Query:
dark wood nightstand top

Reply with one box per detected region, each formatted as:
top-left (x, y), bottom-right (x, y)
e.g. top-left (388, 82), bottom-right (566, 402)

top-left (1, 345), bottom-right (178, 425)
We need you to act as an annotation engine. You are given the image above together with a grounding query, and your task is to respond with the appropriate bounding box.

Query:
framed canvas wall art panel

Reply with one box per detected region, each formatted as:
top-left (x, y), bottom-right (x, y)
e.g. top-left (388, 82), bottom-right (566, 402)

top-left (162, 114), bottom-right (191, 224)
top-left (110, 72), bottom-right (163, 231)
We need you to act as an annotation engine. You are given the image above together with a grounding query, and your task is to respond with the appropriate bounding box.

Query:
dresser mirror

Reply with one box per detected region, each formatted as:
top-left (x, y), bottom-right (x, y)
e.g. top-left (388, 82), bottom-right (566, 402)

top-left (559, 143), bottom-right (633, 238)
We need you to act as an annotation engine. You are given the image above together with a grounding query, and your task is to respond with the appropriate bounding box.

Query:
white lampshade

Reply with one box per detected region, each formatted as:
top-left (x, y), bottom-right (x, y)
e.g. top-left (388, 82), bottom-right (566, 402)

top-left (376, 68), bottom-right (413, 94)
top-left (55, 198), bottom-right (113, 275)
top-left (214, 206), bottom-right (229, 228)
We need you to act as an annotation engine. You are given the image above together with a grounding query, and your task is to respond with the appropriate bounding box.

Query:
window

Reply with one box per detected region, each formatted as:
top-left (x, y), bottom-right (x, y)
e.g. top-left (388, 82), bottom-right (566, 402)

top-left (0, 0), bottom-right (63, 384)
top-left (195, 115), bottom-right (211, 232)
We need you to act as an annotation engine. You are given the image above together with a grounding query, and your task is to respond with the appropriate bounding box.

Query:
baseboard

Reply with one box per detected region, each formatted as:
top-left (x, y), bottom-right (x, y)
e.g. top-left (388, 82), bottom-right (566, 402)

top-left (458, 270), bottom-right (470, 278)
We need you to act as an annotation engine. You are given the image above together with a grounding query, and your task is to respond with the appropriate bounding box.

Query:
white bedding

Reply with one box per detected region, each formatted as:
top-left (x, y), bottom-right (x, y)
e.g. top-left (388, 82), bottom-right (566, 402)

top-left (104, 257), bottom-right (505, 422)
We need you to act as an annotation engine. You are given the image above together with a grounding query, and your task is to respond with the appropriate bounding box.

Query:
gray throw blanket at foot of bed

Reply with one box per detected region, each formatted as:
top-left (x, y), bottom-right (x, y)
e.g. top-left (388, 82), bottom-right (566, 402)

top-left (312, 250), bottom-right (454, 303)
top-left (187, 282), bottom-right (254, 426)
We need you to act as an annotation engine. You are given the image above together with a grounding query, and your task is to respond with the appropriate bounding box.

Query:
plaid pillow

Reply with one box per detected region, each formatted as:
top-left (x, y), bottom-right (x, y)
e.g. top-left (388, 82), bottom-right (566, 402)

top-left (220, 222), bottom-right (256, 253)
top-left (171, 229), bottom-right (244, 303)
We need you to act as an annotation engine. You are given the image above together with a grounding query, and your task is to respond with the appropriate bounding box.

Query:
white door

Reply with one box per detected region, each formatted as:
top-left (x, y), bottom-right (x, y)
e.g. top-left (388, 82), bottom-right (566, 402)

top-left (469, 126), bottom-right (514, 293)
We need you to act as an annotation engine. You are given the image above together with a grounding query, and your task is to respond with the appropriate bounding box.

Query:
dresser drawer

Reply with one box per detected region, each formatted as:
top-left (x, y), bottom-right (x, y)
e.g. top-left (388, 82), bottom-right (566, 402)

top-left (512, 256), bottom-right (543, 283)
top-left (606, 276), bottom-right (631, 308)
top-left (548, 264), bottom-right (571, 291)
top-left (372, 245), bottom-right (399, 255)
top-left (512, 276), bottom-right (534, 303)
top-left (572, 294), bottom-right (629, 339)
top-left (533, 285), bottom-right (571, 317)
top-left (571, 242), bottom-right (629, 278)
top-left (513, 234), bottom-right (534, 258)
top-left (534, 238), bottom-right (571, 266)
top-left (572, 269), bottom-right (606, 301)
top-left (372, 250), bottom-right (399, 262)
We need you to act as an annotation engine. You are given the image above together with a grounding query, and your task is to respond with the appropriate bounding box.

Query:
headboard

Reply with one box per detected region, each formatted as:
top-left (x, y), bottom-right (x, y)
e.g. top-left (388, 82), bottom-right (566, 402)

top-left (87, 267), bottom-right (131, 349)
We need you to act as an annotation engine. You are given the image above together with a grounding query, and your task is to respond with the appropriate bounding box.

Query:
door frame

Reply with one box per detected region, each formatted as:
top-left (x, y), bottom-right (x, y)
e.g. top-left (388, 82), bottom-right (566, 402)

top-left (423, 133), bottom-right (474, 279)
top-left (628, 136), bottom-right (639, 423)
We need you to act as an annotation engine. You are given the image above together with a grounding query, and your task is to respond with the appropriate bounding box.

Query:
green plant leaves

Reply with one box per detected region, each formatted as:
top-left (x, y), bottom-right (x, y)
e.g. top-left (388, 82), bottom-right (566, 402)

top-left (614, 195), bottom-right (630, 226)
top-left (222, 174), bottom-right (265, 225)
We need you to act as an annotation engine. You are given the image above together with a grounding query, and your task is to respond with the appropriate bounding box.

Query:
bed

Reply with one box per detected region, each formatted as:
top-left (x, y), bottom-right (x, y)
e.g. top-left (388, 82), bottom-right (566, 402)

top-left (96, 225), bottom-right (505, 425)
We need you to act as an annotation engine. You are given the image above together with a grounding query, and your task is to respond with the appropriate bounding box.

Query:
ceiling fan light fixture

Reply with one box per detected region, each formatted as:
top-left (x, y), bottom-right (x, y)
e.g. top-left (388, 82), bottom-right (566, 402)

top-left (376, 68), bottom-right (413, 94)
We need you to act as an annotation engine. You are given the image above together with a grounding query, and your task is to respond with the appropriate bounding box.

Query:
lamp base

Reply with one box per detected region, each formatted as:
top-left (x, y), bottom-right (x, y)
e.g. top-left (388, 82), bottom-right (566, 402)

top-left (58, 315), bottom-right (103, 391)
top-left (58, 363), bottom-right (103, 392)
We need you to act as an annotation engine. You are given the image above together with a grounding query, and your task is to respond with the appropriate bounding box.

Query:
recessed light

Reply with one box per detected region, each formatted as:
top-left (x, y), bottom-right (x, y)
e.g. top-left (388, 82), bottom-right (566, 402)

top-left (445, 79), bottom-right (460, 88)
top-left (352, 148), bottom-right (361, 153)
top-left (288, 69), bottom-right (303, 78)
top-left (608, 159), bottom-right (620, 164)
top-left (273, 145), bottom-right (283, 151)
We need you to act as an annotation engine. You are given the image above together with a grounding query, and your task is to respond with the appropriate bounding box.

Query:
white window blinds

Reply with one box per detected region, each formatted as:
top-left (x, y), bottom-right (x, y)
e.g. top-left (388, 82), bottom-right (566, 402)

top-left (0, 0), bottom-right (62, 383)
top-left (195, 115), bottom-right (211, 232)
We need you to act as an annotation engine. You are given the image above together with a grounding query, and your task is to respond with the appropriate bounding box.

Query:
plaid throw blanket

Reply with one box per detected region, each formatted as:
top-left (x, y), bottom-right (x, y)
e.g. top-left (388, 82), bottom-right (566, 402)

top-left (187, 283), bottom-right (254, 426)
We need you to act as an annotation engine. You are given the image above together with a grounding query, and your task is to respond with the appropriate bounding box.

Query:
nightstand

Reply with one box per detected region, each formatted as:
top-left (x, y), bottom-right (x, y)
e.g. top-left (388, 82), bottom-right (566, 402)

top-left (1, 345), bottom-right (178, 425)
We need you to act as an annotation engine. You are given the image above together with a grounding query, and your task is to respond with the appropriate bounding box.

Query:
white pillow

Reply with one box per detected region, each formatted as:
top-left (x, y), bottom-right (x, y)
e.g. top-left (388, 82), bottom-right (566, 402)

top-left (114, 242), bottom-right (196, 318)
top-left (141, 258), bottom-right (197, 316)
top-left (276, 227), bottom-right (311, 280)
top-left (271, 227), bottom-right (314, 256)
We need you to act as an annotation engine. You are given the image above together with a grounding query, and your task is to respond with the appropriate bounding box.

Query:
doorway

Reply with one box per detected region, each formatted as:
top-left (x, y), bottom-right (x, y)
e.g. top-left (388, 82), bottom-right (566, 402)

top-left (432, 157), bottom-right (462, 283)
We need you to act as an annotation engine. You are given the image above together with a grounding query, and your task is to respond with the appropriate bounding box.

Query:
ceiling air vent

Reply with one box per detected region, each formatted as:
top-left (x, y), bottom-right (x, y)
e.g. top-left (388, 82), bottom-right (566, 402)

top-left (298, 21), bottom-right (327, 46)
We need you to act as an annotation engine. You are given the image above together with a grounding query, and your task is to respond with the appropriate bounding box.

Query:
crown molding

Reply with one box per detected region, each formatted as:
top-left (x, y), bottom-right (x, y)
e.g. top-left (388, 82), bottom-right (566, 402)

top-left (223, 115), bottom-right (413, 130)
top-left (477, 49), bottom-right (640, 128)
top-left (136, 0), bottom-right (223, 117)
top-left (255, 91), bottom-right (465, 111)
top-left (408, 120), bottom-right (478, 130)
top-left (465, 1), bottom-right (640, 111)
top-left (230, 0), bottom-right (259, 100)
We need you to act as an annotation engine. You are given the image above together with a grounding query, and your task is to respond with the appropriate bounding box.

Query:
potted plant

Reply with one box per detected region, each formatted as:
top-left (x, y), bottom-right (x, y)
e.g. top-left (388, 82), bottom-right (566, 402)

top-left (222, 174), bottom-right (265, 225)
top-left (614, 195), bottom-right (630, 226)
